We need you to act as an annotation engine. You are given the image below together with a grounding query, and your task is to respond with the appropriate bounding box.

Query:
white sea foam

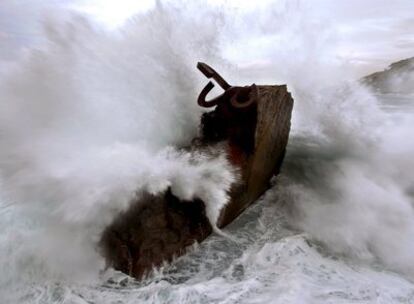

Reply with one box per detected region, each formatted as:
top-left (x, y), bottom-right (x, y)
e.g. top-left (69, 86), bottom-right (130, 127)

top-left (0, 2), bottom-right (235, 287)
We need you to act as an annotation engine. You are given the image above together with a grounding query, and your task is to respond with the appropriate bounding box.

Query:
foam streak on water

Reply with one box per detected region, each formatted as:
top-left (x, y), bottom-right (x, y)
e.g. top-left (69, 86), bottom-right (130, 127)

top-left (0, 1), bottom-right (414, 303)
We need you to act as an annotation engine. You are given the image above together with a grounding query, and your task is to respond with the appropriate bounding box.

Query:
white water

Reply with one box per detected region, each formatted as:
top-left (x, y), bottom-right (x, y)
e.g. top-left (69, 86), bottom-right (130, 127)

top-left (1, 1), bottom-right (414, 303)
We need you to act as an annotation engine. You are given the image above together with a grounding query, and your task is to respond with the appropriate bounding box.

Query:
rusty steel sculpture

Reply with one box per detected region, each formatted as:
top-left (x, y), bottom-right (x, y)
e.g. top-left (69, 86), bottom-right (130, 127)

top-left (197, 62), bottom-right (258, 109)
top-left (100, 62), bottom-right (294, 279)
top-left (196, 62), bottom-right (259, 155)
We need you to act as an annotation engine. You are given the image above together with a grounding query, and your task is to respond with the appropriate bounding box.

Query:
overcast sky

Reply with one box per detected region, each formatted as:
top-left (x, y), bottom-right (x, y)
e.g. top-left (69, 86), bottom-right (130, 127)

top-left (0, 0), bottom-right (413, 74)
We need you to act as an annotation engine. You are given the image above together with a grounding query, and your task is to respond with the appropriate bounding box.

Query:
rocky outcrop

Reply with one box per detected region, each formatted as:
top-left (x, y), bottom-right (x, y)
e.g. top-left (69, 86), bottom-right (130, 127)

top-left (362, 57), bottom-right (414, 94)
top-left (100, 69), bottom-right (294, 279)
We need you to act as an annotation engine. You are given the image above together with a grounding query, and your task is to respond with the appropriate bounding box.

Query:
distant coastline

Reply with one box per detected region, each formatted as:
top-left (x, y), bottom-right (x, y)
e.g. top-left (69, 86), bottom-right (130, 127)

top-left (362, 57), bottom-right (414, 94)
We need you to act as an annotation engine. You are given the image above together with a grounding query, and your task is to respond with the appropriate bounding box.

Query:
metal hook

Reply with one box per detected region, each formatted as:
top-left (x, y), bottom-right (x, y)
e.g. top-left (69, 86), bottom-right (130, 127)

top-left (198, 81), bottom-right (220, 107)
top-left (197, 62), bottom-right (232, 108)
top-left (197, 62), bottom-right (231, 90)
top-left (197, 62), bottom-right (258, 109)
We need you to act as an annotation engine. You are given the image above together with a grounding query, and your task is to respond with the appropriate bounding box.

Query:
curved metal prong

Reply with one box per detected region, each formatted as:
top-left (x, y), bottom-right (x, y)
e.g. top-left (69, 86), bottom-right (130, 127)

top-left (197, 62), bottom-right (216, 78)
top-left (197, 62), bottom-right (231, 90)
top-left (198, 81), bottom-right (223, 108)
top-left (230, 84), bottom-right (258, 109)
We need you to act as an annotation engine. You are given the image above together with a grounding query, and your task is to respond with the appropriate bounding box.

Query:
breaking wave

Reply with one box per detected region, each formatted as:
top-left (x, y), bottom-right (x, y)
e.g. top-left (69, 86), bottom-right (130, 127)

top-left (0, 2), bottom-right (235, 285)
top-left (0, 1), bottom-right (413, 303)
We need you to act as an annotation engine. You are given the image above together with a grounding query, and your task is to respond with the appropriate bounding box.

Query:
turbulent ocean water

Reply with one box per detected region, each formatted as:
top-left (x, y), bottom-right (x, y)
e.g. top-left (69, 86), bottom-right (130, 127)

top-left (1, 2), bottom-right (414, 303)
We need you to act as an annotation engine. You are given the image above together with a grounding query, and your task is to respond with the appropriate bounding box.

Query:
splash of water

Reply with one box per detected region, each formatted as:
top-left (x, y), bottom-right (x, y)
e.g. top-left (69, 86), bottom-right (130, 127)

top-left (0, 1), bottom-right (413, 303)
top-left (0, 2), bottom-right (236, 286)
top-left (218, 0), bottom-right (414, 278)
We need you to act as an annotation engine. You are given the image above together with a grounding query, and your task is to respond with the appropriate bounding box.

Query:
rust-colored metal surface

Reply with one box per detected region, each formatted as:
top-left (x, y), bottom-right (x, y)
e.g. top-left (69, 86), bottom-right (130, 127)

top-left (218, 85), bottom-right (293, 227)
top-left (197, 62), bottom-right (258, 109)
top-left (100, 63), bottom-right (294, 279)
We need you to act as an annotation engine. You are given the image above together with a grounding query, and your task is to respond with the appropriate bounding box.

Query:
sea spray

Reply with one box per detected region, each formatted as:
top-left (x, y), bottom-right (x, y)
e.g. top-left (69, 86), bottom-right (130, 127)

top-left (218, 1), bottom-right (414, 278)
top-left (0, 1), bottom-right (413, 303)
top-left (0, 2), bottom-right (234, 285)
